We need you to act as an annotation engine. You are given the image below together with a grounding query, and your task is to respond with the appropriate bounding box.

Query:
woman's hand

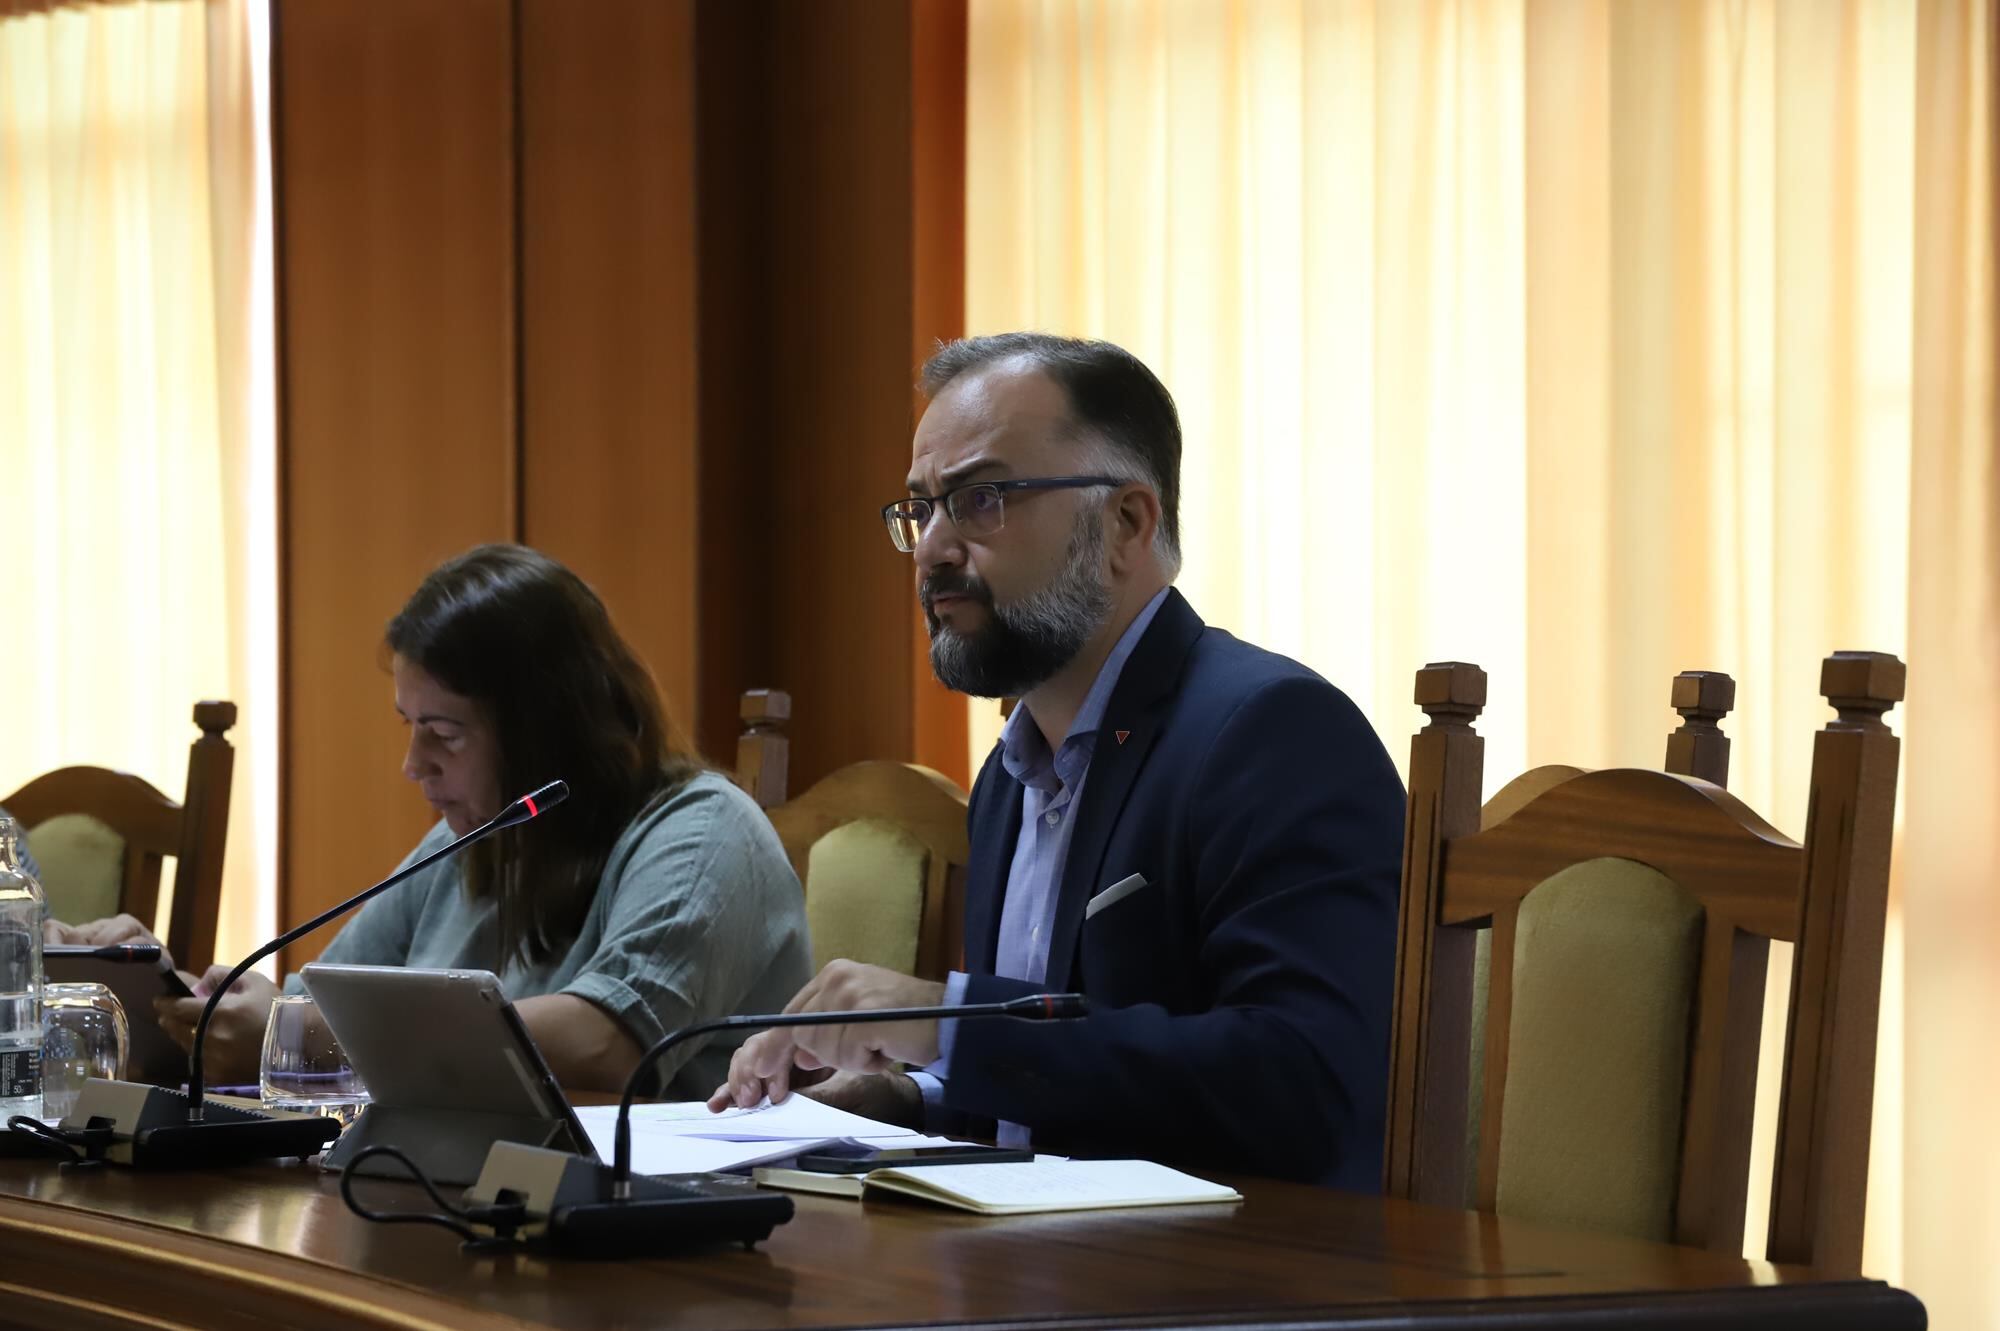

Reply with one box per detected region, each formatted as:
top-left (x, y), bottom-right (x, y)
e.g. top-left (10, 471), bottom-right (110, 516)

top-left (42, 914), bottom-right (164, 952)
top-left (154, 967), bottom-right (279, 1084)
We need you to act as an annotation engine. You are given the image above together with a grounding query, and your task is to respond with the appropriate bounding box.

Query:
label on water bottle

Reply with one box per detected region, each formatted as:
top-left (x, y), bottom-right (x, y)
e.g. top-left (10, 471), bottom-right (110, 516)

top-left (0, 1047), bottom-right (40, 1099)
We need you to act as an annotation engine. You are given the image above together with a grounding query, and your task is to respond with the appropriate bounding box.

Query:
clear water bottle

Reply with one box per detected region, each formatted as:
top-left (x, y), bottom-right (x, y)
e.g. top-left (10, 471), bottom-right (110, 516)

top-left (0, 816), bottom-right (45, 1120)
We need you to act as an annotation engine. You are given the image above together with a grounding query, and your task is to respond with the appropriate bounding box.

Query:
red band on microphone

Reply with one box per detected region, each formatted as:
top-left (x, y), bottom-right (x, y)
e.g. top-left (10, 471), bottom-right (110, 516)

top-left (523, 795), bottom-right (539, 819)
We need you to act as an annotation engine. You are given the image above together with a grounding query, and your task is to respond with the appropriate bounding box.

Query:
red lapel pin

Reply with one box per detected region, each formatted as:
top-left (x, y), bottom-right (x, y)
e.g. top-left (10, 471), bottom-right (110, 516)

top-left (1114, 730), bottom-right (1131, 745)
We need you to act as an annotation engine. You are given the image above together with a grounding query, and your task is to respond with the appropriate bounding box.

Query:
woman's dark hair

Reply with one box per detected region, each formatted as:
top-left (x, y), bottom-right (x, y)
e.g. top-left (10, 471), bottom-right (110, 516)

top-left (386, 544), bottom-right (702, 968)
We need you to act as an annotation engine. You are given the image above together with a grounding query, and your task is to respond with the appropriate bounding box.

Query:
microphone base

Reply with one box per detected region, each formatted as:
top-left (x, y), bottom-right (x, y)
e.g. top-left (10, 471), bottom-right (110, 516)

top-left (61, 1079), bottom-right (342, 1169)
top-left (465, 1141), bottom-right (794, 1257)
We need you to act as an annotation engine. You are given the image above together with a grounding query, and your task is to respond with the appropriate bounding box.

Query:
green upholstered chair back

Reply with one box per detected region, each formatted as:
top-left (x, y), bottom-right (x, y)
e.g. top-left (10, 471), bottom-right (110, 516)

top-left (25, 813), bottom-right (127, 925)
top-left (0, 701), bottom-right (238, 974)
top-left (1449, 769), bottom-right (1795, 1255)
top-left (1386, 656), bottom-right (1904, 1276)
top-left (764, 760), bottom-right (970, 982)
top-left (1492, 857), bottom-right (1703, 1241)
top-left (803, 818), bottom-right (929, 975)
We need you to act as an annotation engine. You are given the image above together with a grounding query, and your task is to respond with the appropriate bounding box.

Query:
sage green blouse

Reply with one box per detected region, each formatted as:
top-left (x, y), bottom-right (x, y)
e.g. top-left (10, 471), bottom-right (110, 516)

top-left (286, 772), bottom-right (812, 1097)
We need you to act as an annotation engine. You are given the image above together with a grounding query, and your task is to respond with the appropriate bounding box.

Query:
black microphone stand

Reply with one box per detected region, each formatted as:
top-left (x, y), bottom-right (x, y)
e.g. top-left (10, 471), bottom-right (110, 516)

top-left (14, 781), bottom-right (568, 1170)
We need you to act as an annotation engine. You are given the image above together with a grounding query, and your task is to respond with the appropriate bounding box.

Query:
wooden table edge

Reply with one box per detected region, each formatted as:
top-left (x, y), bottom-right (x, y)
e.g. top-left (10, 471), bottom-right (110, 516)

top-left (0, 1190), bottom-right (538, 1331)
top-left (0, 1175), bottom-right (1928, 1331)
top-left (886, 1282), bottom-right (1923, 1330)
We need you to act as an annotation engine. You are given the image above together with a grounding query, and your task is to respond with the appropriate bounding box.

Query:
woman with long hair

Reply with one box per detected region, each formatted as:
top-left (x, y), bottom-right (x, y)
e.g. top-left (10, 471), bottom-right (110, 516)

top-left (55, 545), bottom-right (811, 1094)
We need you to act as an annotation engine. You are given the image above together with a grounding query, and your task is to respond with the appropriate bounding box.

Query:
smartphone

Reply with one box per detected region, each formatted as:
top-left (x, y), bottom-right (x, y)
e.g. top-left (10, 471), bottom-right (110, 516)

top-left (793, 1145), bottom-right (1033, 1173)
top-left (43, 943), bottom-right (197, 999)
top-left (43, 942), bottom-right (163, 963)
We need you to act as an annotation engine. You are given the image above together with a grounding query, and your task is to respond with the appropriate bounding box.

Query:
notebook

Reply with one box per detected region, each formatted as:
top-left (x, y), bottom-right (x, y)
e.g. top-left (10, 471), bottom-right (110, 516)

top-left (753, 1158), bottom-right (1242, 1215)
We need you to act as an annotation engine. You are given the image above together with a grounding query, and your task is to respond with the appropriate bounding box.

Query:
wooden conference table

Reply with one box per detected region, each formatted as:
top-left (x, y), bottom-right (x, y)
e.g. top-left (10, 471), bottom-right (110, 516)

top-left (0, 1153), bottom-right (1923, 1331)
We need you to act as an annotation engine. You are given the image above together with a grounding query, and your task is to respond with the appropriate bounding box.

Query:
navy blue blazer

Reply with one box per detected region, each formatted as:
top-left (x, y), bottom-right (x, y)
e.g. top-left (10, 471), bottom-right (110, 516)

top-left (944, 589), bottom-right (1406, 1190)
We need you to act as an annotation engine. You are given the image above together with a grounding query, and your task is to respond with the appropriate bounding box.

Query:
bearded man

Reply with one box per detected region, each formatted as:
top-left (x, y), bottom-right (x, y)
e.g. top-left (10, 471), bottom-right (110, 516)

top-left (711, 334), bottom-right (1406, 1190)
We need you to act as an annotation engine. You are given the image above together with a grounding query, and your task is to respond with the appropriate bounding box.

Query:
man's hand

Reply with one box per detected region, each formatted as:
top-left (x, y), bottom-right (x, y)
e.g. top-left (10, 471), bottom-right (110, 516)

top-left (44, 914), bottom-right (163, 951)
top-left (706, 961), bottom-right (945, 1111)
top-left (798, 1069), bottom-right (924, 1129)
top-left (155, 966), bottom-right (278, 1083)
top-left (708, 1030), bottom-right (831, 1109)
top-left (787, 960), bottom-right (946, 1071)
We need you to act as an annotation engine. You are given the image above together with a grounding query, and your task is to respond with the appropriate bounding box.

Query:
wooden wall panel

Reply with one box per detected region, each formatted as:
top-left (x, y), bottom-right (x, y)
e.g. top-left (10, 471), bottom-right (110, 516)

top-left (909, 1), bottom-right (970, 780)
top-left (693, 1), bottom-right (775, 767)
top-left (765, 1), bottom-right (922, 789)
top-left (277, 0), bottom-right (516, 966)
top-left (696, 0), bottom-right (970, 793)
top-left (277, 0), bottom-right (967, 967)
top-left (518, 0), bottom-right (701, 736)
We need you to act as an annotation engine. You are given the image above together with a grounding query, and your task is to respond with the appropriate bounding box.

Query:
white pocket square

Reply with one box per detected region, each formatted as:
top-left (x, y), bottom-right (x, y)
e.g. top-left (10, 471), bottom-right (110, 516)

top-left (1085, 873), bottom-right (1151, 920)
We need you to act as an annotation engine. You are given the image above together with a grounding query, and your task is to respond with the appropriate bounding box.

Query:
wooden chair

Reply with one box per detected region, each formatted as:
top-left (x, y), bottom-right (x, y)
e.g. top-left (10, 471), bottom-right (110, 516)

top-left (1383, 654), bottom-right (1902, 1276)
top-left (735, 689), bottom-right (970, 982)
top-left (736, 689), bottom-right (792, 811)
top-left (1, 701), bottom-right (238, 975)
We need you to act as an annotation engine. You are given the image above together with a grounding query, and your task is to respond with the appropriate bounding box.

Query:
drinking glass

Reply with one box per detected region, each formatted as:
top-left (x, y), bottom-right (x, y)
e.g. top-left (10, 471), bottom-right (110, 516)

top-left (260, 994), bottom-right (368, 1128)
top-left (42, 982), bottom-right (128, 1122)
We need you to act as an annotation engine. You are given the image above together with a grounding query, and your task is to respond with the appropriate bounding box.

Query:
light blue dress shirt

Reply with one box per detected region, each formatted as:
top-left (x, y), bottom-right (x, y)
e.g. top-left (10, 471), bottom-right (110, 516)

top-left (913, 588), bottom-right (1170, 1142)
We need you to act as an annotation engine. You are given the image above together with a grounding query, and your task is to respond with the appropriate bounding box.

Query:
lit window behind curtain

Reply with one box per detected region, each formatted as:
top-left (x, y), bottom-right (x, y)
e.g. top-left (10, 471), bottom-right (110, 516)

top-left (966, 0), bottom-right (1997, 1322)
top-left (0, 0), bottom-right (278, 968)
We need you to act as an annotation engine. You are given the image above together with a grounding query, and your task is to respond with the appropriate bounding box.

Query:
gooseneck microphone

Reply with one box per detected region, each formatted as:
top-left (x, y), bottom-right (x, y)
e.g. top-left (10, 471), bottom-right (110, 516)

top-left (186, 780), bottom-right (569, 1121)
top-left (461, 992), bottom-right (1088, 1257)
top-left (13, 781), bottom-right (568, 1170)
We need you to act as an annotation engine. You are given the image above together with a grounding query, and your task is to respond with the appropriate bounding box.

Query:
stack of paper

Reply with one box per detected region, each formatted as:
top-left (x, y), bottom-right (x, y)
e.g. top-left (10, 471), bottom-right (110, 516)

top-left (574, 1097), bottom-right (959, 1176)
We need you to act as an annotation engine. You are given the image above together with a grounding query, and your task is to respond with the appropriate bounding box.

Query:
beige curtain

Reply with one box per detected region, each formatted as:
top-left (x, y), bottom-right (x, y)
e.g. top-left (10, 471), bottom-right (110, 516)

top-left (0, 0), bottom-right (274, 964)
top-left (967, 0), bottom-right (1994, 1316)
top-left (1906, 4), bottom-right (1998, 1326)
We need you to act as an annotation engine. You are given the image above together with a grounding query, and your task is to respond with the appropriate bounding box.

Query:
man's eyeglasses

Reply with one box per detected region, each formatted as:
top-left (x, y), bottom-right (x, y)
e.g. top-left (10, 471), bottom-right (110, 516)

top-left (881, 476), bottom-right (1128, 553)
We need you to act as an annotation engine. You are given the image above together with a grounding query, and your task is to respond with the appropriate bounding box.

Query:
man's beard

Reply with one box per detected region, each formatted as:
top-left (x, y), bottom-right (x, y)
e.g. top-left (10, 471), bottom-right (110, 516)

top-left (923, 514), bottom-right (1113, 698)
